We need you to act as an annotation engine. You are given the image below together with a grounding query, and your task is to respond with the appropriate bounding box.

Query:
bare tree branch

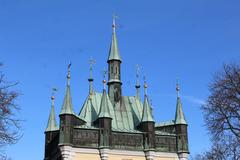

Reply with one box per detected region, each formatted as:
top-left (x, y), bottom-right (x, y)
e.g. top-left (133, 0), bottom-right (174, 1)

top-left (198, 63), bottom-right (240, 160)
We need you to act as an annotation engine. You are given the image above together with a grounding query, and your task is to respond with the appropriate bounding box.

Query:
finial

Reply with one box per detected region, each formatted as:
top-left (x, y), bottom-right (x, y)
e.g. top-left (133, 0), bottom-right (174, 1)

top-left (102, 69), bottom-right (107, 90)
top-left (89, 57), bottom-right (96, 80)
top-left (176, 79), bottom-right (180, 97)
top-left (143, 75), bottom-right (148, 95)
top-left (136, 64), bottom-right (140, 86)
top-left (112, 14), bottom-right (118, 33)
top-left (51, 88), bottom-right (57, 105)
top-left (67, 62), bottom-right (71, 86)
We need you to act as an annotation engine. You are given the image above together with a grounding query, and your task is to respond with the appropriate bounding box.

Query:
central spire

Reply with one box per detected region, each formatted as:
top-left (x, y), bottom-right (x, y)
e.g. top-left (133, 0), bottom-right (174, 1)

top-left (108, 15), bottom-right (121, 62)
top-left (107, 15), bottom-right (122, 104)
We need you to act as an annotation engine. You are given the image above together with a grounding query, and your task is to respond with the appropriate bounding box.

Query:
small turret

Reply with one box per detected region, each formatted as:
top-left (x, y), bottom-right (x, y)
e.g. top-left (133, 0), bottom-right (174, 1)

top-left (45, 95), bottom-right (58, 132)
top-left (107, 16), bottom-right (122, 104)
top-left (44, 90), bottom-right (59, 160)
top-left (139, 78), bottom-right (155, 151)
top-left (59, 63), bottom-right (76, 145)
top-left (174, 82), bottom-right (189, 159)
top-left (97, 77), bottom-right (112, 160)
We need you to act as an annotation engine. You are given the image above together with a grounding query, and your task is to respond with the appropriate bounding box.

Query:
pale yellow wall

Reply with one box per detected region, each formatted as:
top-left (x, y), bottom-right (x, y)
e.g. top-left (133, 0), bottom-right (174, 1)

top-left (108, 154), bottom-right (146, 160)
top-left (74, 153), bottom-right (101, 160)
top-left (73, 151), bottom-right (178, 160)
top-left (155, 157), bottom-right (177, 160)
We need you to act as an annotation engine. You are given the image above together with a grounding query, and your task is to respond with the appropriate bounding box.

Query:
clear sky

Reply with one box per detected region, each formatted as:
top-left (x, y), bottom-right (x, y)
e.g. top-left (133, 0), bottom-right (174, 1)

top-left (0, 0), bottom-right (240, 159)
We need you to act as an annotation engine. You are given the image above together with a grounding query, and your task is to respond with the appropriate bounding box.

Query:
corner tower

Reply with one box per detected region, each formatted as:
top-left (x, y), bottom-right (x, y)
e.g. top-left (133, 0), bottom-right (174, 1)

top-left (175, 83), bottom-right (189, 160)
top-left (107, 17), bottom-right (122, 104)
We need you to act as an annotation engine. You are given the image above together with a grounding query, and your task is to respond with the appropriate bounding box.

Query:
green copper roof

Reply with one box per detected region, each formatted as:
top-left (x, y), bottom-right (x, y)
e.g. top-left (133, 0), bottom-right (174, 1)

top-left (60, 85), bottom-right (74, 115)
top-left (141, 95), bottom-right (155, 122)
top-left (155, 120), bottom-right (175, 127)
top-left (108, 27), bottom-right (121, 62)
top-left (98, 89), bottom-right (111, 118)
top-left (175, 97), bottom-right (187, 125)
top-left (45, 100), bottom-right (59, 132)
top-left (79, 92), bottom-right (144, 130)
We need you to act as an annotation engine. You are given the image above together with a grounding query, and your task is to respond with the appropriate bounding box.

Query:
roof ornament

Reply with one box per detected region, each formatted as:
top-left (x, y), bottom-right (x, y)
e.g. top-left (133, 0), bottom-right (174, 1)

top-left (136, 64), bottom-right (140, 86)
top-left (51, 88), bottom-right (58, 104)
top-left (67, 62), bottom-right (71, 86)
top-left (135, 64), bottom-right (141, 98)
top-left (112, 14), bottom-right (118, 33)
top-left (88, 57), bottom-right (96, 96)
top-left (89, 57), bottom-right (96, 80)
top-left (176, 79), bottom-right (180, 98)
top-left (143, 75), bottom-right (148, 95)
top-left (102, 69), bottom-right (107, 90)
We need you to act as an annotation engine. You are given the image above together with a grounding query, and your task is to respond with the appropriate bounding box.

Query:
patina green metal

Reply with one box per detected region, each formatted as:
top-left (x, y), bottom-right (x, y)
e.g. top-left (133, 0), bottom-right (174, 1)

top-left (175, 97), bottom-right (187, 125)
top-left (45, 98), bottom-right (58, 132)
top-left (108, 20), bottom-right (121, 62)
top-left (141, 95), bottom-right (155, 122)
top-left (98, 89), bottom-right (111, 118)
top-left (59, 85), bottom-right (74, 115)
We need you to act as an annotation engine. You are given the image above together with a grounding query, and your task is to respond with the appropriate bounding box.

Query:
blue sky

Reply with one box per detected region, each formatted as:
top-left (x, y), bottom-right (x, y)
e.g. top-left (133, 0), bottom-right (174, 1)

top-left (1, 0), bottom-right (240, 159)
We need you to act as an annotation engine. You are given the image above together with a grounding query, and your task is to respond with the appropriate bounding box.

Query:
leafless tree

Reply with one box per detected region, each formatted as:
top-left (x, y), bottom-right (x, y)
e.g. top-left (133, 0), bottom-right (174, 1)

top-left (199, 63), bottom-right (240, 160)
top-left (0, 66), bottom-right (21, 159)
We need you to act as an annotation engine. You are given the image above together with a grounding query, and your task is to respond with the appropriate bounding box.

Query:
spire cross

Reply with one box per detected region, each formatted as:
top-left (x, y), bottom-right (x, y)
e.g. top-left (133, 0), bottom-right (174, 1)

top-left (112, 14), bottom-right (118, 33)
top-left (89, 57), bottom-right (96, 79)
top-left (176, 79), bottom-right (180, 97)
top-left (67, 62), bottom-right (71, 86)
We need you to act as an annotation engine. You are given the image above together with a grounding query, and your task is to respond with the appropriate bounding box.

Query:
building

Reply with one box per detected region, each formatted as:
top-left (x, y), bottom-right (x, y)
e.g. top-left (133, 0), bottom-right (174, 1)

top-left (44, 18), bottom-right (189, 160)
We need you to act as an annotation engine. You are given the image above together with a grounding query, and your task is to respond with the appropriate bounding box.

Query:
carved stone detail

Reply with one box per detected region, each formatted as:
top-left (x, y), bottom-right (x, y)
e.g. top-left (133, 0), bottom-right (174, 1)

top-left (178, 153), bottom-right (189, 160)
top-left (145, 150), bottom-right (155, 160)
top-left (99, 148), bottom-right (109, 160)
top-left (59, 145), bottom-right (75, 160)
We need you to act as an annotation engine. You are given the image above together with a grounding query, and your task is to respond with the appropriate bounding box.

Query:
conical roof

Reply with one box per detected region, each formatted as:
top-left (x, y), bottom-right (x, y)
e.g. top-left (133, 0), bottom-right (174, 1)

top-left (98, 89), bottom-right (111, 118)
top-left (60, 85), bottom-right (74, 115)
top-left (45, 97), bottom-right (58, 132)
top-left (108, 19), bottom-right (121, 62)
top-left (175, 97), bottom-right (187, 125)
top-left (141, 94), bottom-right (155, 122)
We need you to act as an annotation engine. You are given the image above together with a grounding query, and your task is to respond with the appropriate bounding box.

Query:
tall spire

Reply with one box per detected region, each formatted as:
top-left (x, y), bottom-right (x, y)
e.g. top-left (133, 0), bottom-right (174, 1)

top-left (45, 89), bottom-right (58, 132)
top-left (141, 78), bottom-right (154, 122)
top-left (135, 64), bottom-right (141, 99)
top-left (60, 63), bottom-right (74, 115)
top-left (108, 15), bottom-right (121, 62)
top-left (98, 77), bottom-right (111, 118)
top-left (107, 15), bottom-right (122, 103)
top-left (88, 58), bottom-right (95, 96)
top-left (175, 82), bottom-right (187, 125)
